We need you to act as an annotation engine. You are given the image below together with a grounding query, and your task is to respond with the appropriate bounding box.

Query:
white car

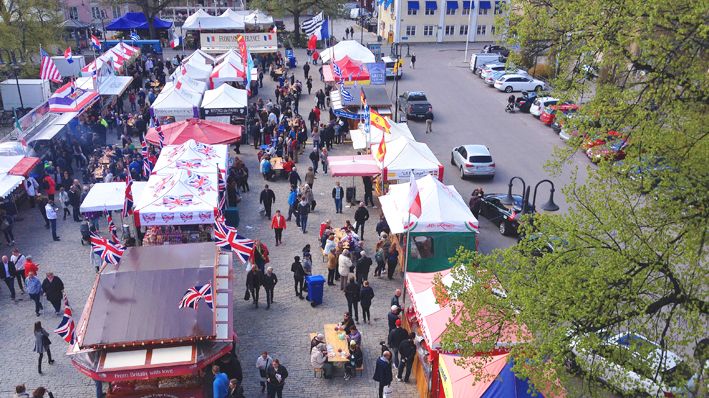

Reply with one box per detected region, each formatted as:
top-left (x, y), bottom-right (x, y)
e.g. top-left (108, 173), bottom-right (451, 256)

top-left (494, 74), bottom-right (546, 93)
top-left (570, 332), bottom-right (704, 397)
top-left (529, 97), bottom-right (559, 117)
top-left (479, 62), bottom-right (506, 79)
top-left (450, 144), bottom-right (495, 179)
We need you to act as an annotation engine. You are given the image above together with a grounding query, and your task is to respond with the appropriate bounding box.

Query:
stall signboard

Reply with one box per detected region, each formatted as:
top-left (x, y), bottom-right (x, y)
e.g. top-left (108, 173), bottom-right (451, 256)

top-left (201, 33), bottom-right (277, 53)
top-left (366, 62), bottom-right (386, 85)
top-left (334, 109), bottom-right (361, 120)
top-left (386, 167), bottom-right (439, 181)
top-left (203, 107), bottom-right (247, 118)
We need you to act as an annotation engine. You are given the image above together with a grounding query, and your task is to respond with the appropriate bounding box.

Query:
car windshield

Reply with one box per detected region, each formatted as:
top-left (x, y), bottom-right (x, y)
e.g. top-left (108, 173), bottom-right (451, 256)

top-left (408, 93), bottom-right (427, 101)
top-left (469, 155), bottom-right (492, 163)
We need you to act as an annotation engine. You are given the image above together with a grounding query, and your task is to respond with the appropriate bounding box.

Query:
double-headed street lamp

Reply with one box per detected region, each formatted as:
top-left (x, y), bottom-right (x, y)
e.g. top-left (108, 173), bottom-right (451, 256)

top-left (0, 49), bottom-right (26, 110)
top-left (502, 176), bottom-right (559, 213)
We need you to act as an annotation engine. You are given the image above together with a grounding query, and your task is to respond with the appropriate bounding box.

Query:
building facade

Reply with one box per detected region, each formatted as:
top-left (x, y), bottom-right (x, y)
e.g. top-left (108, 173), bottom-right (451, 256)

top-left (377, 0), bottom-right (506, 43)
top-left (59, 0), bottom-right (132, 29)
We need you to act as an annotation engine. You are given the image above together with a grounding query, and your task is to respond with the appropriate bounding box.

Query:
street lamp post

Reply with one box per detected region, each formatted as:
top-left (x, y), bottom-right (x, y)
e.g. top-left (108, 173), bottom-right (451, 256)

top-left (1, 50), bottom-right (25, 110)
top-left (502, 176), bottom-right (559, 213)
top-left (502, 176), bottom-right (527, 206)
top-left (532, 179), bottom-right (560, 212)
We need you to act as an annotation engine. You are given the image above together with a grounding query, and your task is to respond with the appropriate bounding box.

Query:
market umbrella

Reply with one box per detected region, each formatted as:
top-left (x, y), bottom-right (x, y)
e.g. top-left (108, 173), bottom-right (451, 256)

top-left (145, 118), bottom-right (242, 146)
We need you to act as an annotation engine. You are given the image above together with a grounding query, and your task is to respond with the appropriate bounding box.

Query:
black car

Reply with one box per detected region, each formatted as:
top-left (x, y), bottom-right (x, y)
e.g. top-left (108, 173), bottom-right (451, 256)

top-left (515, 91), bottom-right (538, 113)
top-left (482, 45), bottom-right (510, 58)
top-left (398, 91), bottom-right (433, 120)
top-left (479, 193), bottom-right (535, 236)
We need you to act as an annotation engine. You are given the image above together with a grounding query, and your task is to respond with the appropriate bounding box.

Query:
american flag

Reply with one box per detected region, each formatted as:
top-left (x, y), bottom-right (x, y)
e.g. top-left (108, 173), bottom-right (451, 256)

top-left (214, 220), bottom-right (254, 264)
top-left (53, 295), bottom-right (76, 344)
top-left (142, 157), bottom-right (153, 178)
top-left (39, 48), bottom-right (62, 83)
top-left (122, 174), bottom-right (133, 217)
top-left (178, 283), bottom-right (213, 310)
top-left (90, 232), bottom-right (125, 266)
top-left (106, 213), bottom-right (119, 243)
top-left (217, 168), bottom-right (226, 209)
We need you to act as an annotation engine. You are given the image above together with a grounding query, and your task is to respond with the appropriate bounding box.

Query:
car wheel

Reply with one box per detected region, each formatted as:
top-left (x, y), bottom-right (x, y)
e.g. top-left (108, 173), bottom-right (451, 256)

top-left (534, 85), bottom-right (542, 92)
top-left (459, 167), bottom-right (466, 180)
top-left (499, 222), bottom-right (508, 236)
top-left (450, 153), bottom-right (455, 165)
top-left (504, 86), bottom-right (513, 93)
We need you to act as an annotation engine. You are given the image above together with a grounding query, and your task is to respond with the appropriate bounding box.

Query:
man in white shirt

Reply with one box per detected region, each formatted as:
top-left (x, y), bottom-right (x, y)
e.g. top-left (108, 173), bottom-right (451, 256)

top-left (10, 247), bottom-right (25, 294)
top-left (25, 176), bottom-right (38, 208)
top-left (45, 199), bottom-right (60, 241)
top-left (255, 351), bottom-right (272, 393)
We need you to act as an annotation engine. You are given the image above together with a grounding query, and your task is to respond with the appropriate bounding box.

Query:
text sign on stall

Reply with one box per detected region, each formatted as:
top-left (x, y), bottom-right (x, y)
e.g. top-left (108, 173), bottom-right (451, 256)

top-left (201, 33), bottom-right (277, 53)
top-left (366, 62), bottom-right (386, 85)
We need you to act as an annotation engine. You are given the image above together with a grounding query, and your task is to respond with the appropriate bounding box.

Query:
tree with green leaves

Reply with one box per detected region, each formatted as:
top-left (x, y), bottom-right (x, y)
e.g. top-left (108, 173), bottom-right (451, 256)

top-left (250, 0), bottom-right (346, 43)
top-left (438, 1), bottom-right (708, 396)
top-left (108, 0), bottom-right (178, 39)
top-left (0, 0), bottom-right (63, 68)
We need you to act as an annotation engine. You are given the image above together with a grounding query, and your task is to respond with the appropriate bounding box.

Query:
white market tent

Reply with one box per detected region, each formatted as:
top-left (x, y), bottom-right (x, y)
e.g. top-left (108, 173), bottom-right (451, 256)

top-left (350, 119), bottom-right (415, 150)
top-left (181, 8), bottom-right (246, 30)
top-left (320, 40), bottom-right (375, 64)
top-left (74, 75), bottom-right (133, 96)
top-left (202, 84), bottom-right (247, 110)
top-left (372, 136), bottom-right (443, 183)
top-left (243, 10), bottom-right (273, 26)
top-left (133, 169), bottom-right (219, 227)
top-left (151, 86), bottom-right (202, 121)
top-left (168, 75), bottom-right (208, 94)
top-left (210, 61), bottom-right (247, 87)
top-left (171, 62), bottom-right (213, 82)
top-left (379, 174), bottom-right (479, 234)
top-left (215, 49), bottom-right (244, 65)
top-left (80, 181), bottom-right (148, 213)
top-left (151, 139), bottom-right (229, 175)
top-left (182, 49), bottom-right (215, 65)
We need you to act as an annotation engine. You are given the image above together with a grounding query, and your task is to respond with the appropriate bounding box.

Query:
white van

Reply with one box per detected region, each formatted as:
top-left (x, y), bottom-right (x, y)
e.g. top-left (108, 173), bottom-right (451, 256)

top-left (382, 56), bottom-right (403, 79)
top-left (470, 53), bottom-right (504, 74)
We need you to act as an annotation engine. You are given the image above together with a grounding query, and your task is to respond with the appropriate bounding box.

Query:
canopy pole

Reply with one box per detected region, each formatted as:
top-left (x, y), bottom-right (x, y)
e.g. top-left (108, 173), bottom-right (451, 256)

top-left (401, 168), bottom-right (413, 309)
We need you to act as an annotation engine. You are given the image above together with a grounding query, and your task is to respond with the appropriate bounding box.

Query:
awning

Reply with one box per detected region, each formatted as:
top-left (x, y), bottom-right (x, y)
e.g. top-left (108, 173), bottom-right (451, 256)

top-left (8, 157), bottom-right (40, 177)
top-left (480, 1), bottom-right (492, 9)
top-left (74, 75), bottom-right (134, 97)
top-left (425, 1), bottom-right (438, 9)
top-left (328, 155), bottom-right (381, 177)
top-left (408, 1), bottom-right (420, 9)
top-left (447, 1), bottom-right (459, 10)
top-left (0, 173), bottom-right (24, 198)
top-left (463, 1), bottom-right (473, 9)
top-left (28, 124), bottom-right (64, 143)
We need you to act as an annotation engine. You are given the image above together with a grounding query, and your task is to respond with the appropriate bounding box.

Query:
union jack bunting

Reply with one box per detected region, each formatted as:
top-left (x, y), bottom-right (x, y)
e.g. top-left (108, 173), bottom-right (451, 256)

top-left (217, 168), bottom-right (226, 209)
top-left (54, 295), bottom-right (76, 344)
top-left (214, 220), bottom-right (254, 264)
top-left (90, 232), bottom-right (125, 266)
top-left (178, 283), bottom-right (214, 310)
top-left (142, 157), bottom-right (153, 178)
top-left (141, 137), bottom-right (149, 158)
top-left (106, 213), bottom-right (119, 243)
top-left (122, 174), bottom-right (133, 217)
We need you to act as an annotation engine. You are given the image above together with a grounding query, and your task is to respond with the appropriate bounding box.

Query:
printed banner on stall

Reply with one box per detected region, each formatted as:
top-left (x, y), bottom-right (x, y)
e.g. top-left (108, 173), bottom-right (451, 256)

top-left (386, 167), bottom-right (439, 181)
top-left (201, 33), bottom-right (277, 53)
top-left (366, 62), bottom-right (386, 85)
top-left (334, 109), bottom-right (361, 120)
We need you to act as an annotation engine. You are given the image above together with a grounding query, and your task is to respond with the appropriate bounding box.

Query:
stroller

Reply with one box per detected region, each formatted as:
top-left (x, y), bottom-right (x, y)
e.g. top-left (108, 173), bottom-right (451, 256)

top-left (80, 221), bottom-right (91, 245)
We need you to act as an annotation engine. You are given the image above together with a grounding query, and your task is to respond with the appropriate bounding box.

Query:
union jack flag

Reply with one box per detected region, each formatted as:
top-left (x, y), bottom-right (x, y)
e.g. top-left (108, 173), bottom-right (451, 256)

top-left (54, 295), bottom-right (76, 344)
top-left (122, 174), bottom-right (133, 217)
top-left (186, 171), bottom-right (213, 194)
top-left (141, 137), bottom-right (149, 158)
top-left (106, 213), bottom-right (119, 243)
top-left (178, 283), bottom-right (213, 310)
top-left (158, 129), bottom-right (165, 149)
top-left (162, 194), bottom-right (193, 209)
top-left (143, 157), bottom-right (153, 178)
top-left (217, 168), bottom-right (226, 209)
top-left (214, 220), bottom-right (254, 264)
top-left (90, 232), bottom-right (125, 266)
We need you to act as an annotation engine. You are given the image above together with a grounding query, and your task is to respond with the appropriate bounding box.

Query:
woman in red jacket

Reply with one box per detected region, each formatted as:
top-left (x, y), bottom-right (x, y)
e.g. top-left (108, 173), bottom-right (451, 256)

top-left (270, 210), bottom-right (287, 246)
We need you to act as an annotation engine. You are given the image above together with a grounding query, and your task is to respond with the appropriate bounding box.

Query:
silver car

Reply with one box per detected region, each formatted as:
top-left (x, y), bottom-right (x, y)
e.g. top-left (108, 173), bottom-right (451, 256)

top-left (451, 144), bottom-right (496, 179)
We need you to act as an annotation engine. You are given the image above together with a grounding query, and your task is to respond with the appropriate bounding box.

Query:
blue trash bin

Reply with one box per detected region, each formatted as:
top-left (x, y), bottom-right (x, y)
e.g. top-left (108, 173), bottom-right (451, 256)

top-left (305, 275), bottom-right (326, 306)
top-left (288, 56), bottom-right (296, 68)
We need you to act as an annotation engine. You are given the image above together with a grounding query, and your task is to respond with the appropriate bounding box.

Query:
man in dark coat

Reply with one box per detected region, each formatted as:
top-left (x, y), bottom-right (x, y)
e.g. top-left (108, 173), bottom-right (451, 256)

top-left (362, 176), bottom-right (375, 207)
top-left (0, 255), bottom-right (17, 300)
top-left (288, 167), bottom-right (301, 187)
top-left (259, 184), bottom-right (276, 218)
top-left (262, 267), bottom-right (278, 310)
top-left (41, 272), bottom-right (64, 315)
top-left (353, 202), bottom-right (369, 237)
top-left (266, 358), bottom-right (288, 398)
top-left (355, 251), bottom-right (372, 284)
top-left (372, 351), bottom-right (393, 398)
top-left (246, 266), bottom-right (262, 308)
top-left (397, 333), bottom-right (417, 382)
top-left (388, 320), bottom-right (409, 368)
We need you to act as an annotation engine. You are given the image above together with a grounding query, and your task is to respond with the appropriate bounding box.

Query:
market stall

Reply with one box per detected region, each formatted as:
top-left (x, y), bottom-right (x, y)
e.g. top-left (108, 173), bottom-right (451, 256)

top-left (71, 243), bottom-right (234, 397)
top-left (151, 139), bottom-right (229, 175)
top-left (171, 62), bottom-right (213, 82)
top-left (182, 49), bottom-right (215, 66)
top-left (331, 86), bottom-right (393, 130)
top-left (320, 40), bottom-right (376, 64)
top-left (48, 82), bottom-right (100, 113)
top-left (379, 174), bottom-right (477, 272)
top-left (209, 61), bottom-right (246, 88)
top-left (328, 155), bottom-right (381, 177)
top-left (167, 76), bottom-right (208, 94)
top-left (150, 85), bottom-right (203, 122)
top-left (323, 56), bottom-right (371, 85)
top-left (201, 84), bottom-right (248, 125)
top-left (350, 119), bottom-right (414, 150)
top-left (80, 181), bottom-right (148, 213)
top-left (181, 8), bottom-right (246, 31)
top-left (146, 119), bottom-right (242, 146)
top-left (374, 137), bottom-right (443, 185)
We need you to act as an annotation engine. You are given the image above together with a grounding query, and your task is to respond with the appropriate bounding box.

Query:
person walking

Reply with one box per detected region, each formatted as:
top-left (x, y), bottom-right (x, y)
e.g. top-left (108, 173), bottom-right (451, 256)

top-left (45, 199), bottom-right (60, 241)
top-left (303, 62), bottom-right (310, 79)
top-left (338, 249), bottom-right (352, 291)
top-left (252, 240), bottom-right (270, 272)
top-left (320, 147), bottom-right (329, 174)
top-left (212, 364), bottom-right (229, 398)
top-left (11, 248), bottom-right (25, 294)
top-left (259, 185), bottom-right (276, 219)
top-left (373, 351), bottom-right (393, 398)
top-left (354, 202), bottom-right (369, 237)
top-left (41, 272), bottom-right (64, 315)
top-left (288, 167), bottom-right (301, 188)
top-left (270, 210), bottom-right (286, 246)
top-left (388, 320), bottom-right (409, 370)
top-left (297, 197), bottom-right (310, 233)
top-left (410, 52), bottom-right (417, 69)
top-left (37, 194), bottom-right (50, 229)
top-left (396, 332), bottom-right (417, 383)
top-left (33, 321), bottom-right (54, 374)
top-left (246, 266), bottom-right (262, 308)
top-left (425, 109), bottom-right (433, 134)
top-left (356, 250), bottom-right (372, 284)
top-left (304, 167), bottom-right (315, 189)
top-left (290, 256), bottom-right (305, 299)
top-left (26, 271), bottom-right (43, 316)
top-left (286, 187), bottom-right (298, 222)
top-left (360, 280), bottom-right (374, 324)
top-left (306, 76), bottom-right (313, 95)
top-left (363, 176), bottom-right (375, 207)
top-left (57, 186), bottom-right (71, 220)
top-left (1, 255), bottom-right (17, 301)
top-left (332, 182), bottom-right (344, 214)
top-left (262, 267), bottom-right (278, 309)
top-left (266, 358), bottom-right (288, 398)
top-left (228, 378), bottom-right (245, 398)
top-left (256, 352), bottom-right (272, 393)
top-left (387, 246), bottom-right (399, 280)
top-left (69, 185), bottom-right (82, 222)
top-left (326, 248), bottom-right (337, 286)
top-left (344, 275), bottom-right (360, 323)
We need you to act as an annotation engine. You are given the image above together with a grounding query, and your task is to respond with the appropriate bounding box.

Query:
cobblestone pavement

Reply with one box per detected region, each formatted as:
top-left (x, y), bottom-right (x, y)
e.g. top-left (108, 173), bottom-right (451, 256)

top-left (0, 44), bottom-right (418, 397)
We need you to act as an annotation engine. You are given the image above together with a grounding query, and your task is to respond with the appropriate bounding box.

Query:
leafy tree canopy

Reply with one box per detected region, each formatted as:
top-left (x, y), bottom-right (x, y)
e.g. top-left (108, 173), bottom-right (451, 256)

top-left (0, 0), bottom-right (63, 67)
top-left (250, 0), bottom-right (346, 41)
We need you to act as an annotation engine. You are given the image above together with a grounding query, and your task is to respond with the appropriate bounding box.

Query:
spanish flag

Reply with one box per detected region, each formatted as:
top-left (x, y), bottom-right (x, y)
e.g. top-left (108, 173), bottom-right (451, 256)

top-left (375, 131), bottom-right (387, 162)
top-left (370, 109), bottom-right (391, 133)
top-left (360, 90), bottom-right (367, 107)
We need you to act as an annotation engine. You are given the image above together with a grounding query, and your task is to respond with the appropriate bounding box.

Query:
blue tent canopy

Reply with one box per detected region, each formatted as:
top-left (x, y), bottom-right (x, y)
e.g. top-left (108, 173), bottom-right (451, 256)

top-left (480, 360), bottom-right (545, 398)
top-left (106, 12), bottom-right (173, 31)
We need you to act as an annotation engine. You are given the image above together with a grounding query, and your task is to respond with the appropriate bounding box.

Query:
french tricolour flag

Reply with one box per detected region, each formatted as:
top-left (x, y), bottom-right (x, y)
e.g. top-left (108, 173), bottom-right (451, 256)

top-left (64, 47), bottom-right (73, 64)
top-left (170, 33), bottom-right (182, 49)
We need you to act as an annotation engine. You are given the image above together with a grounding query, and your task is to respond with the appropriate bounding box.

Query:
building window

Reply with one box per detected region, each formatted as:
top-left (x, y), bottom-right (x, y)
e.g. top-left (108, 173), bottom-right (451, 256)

top-left (411, 236), bottom-right (435, 259)
top-left (91, 6), bottom-right (100, 19)
top-left (494, 1), bottom-right (504, 14)
top-left (406, 25), bottom-right (416, 36)
top-left (479, 8), bottom-right (489, 15)
top-left (460, 25), bottom-right (469, 35)
top-left (425, 8), bottom-right (435, 15)
top-left (477, 25), bottom-right (487, 35)
top-left (408, 8), bottom-right (418, 15)
top-left (68, 7), bottom-right (79, 20)
top-left (444, 25), bottom-right (454, 35)
top-left (446, 7), bottom-right (456, 15)
top-left (112, 5), bottom-right (122, 18)
top-left (462, 7), bottom-right (470, 15)
top-left (491, 25), bottom-right (496, 35)
top-left (423, 25), bottom-right (435, 36)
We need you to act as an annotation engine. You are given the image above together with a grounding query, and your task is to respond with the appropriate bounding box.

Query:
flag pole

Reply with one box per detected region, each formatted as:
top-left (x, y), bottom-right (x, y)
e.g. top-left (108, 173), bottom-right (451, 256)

top-left (401, 169), bottom-right (414, 308)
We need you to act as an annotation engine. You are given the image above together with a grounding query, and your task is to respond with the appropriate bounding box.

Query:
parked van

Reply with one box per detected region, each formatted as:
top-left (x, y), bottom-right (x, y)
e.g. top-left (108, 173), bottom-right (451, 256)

top-left (470, 53), bottom-right (504, 74)
top-left (382, 56), bottom-right (403, 79)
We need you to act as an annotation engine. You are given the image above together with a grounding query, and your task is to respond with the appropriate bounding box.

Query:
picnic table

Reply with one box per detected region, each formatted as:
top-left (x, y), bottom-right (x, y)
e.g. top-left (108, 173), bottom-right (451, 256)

top-left (323, 323), bottom-right (350, 363)
top-left (270, 157), bottom-right (284, 170)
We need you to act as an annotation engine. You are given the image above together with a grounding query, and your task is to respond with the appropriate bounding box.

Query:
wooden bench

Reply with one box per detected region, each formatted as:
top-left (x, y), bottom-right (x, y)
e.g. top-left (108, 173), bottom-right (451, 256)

top-left (308, 333), bottom-right (323, 377)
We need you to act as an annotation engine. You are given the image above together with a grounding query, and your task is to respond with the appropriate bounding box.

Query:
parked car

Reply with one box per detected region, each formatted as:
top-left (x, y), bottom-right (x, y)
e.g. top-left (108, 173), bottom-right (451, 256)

top-left (539, 103), bottom-right (579, 126)
top-left (482, 44), bottom-right (510, 57)
top-left (569, 332), bottom-right (704, 397)
top-left (581, 130), bottom-right (624, 150)
top-left (382, 56), bottom-right (403, 79)
top-left (470, 53), bottom-right (505, 74)
top-left (515, 91), bottom-right (538, 113)
top-left (398, 91), bottom-right (433, 120)
top-left (450, 145), bottom-right (496, 179)
top-left (479, 193), bottom-right (534, 236)
top-left (586, 138), bottom-right (628, 162)
top-left (494, 74), bottom-right (546, 93)
top-left (484, 69), bottom-right (527, 86)
top-left (479, 62), bottom-right (507, 79)
top-left (530, 97), bottom-right (559, 117)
